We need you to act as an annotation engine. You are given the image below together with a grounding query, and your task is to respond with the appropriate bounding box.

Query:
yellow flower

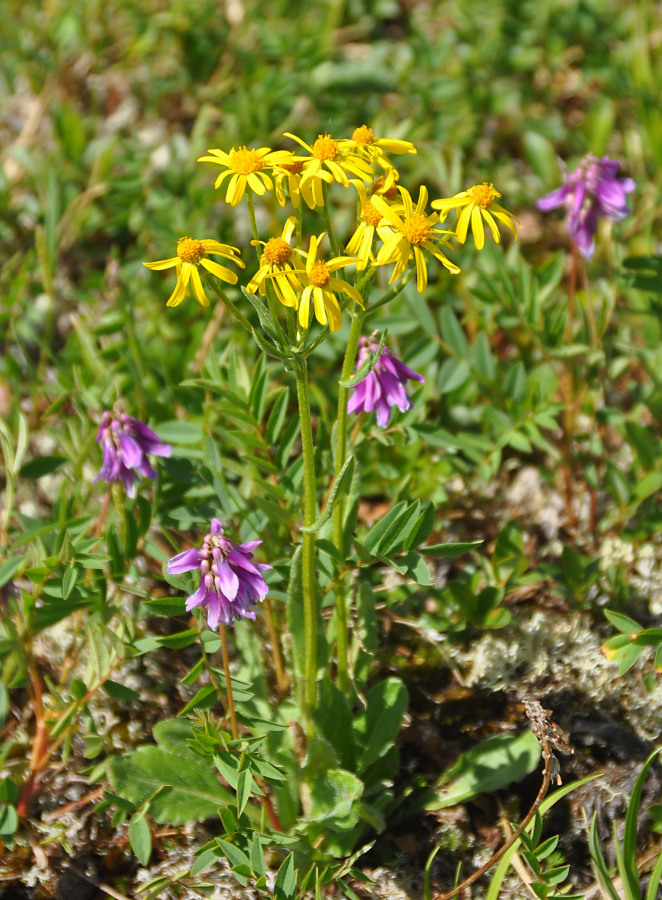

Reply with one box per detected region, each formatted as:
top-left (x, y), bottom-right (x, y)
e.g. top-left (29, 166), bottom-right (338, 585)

top-left (283, 132), bottom-right (374, 208)
top-left (197, 146), bottom-right (295, 206)
top-left (273, 160), bottom-right (305, 208)
top-left (346, 181), bottom-right (391, 271)
top-left (143, 237), bottom-right (244, 307)
top-left (372, 186), bottom-right (460, 292)
top-left (246, 217), bottom-right (305, 309)
top-left (339, 125), bottom-right (416, 159)
top-left (296, 234), bottom-right (363, 332)
top-left (431, 183), bottom-right (521, 249)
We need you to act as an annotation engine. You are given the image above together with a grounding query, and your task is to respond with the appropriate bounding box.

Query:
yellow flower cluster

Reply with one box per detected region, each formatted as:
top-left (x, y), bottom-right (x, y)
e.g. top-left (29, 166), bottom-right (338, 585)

top-left (143, 126), bottom-right (521, 331)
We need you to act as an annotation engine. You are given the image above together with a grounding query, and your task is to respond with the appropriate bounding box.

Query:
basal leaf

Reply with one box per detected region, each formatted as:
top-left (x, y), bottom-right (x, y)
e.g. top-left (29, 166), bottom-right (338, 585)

top-left (427, 731), bottom-right (541, 810)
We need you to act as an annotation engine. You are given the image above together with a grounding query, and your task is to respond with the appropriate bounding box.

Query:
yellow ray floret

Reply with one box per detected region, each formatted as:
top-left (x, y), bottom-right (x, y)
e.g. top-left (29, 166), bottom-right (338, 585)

top-left (431, 183), bottom-right (521, 249)
top-left (283, 132), bottom-right (374, 208)
top-left (295, 234), bottom-right (363, 332)
top-left (372, 186), bottom-right (460, 292)
top-left (197, 146), bottom-right (295, 206)
top-left (339, 125), bottom-right (417, 159)
top-left (246, 217), bottom-right (305, 309)
top-left (143, 238), bottom-right (244, 307)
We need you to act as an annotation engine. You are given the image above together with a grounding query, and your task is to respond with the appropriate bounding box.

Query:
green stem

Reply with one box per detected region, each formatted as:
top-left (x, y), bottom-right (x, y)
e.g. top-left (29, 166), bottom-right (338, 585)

top-left (246, 191), bottom-right (262, 262)
top-left (332, 308), bottom-right (366, 693)
top-left (207, 279), bottom-right (254, 335)
top-left (293, 354), bottom-right (318, 732)
top-left (365, 270), bottom-right (413, 317)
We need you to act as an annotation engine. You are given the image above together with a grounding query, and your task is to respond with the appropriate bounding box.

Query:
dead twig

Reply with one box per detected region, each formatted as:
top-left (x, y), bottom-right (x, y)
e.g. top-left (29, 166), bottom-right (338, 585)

top-left (432, 700), bottom-right (573, 900)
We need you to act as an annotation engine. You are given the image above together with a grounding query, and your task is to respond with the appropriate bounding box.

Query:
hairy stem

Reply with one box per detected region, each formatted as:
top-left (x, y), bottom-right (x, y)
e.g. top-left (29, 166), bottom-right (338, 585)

top-left (293, 354), bottom-right (318, 732)
top-left (332, 308), bottom-right (365, 692)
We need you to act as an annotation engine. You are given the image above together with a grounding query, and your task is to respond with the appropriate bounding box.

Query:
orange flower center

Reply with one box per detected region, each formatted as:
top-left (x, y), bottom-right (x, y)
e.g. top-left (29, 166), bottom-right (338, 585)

top-left (280, 161), bottom-right (304, 174)
top-left (229, 147), bottom-right (264, 175)
top-left (361, 202), bottom-right (383, 226)
top-left (263, 237), bottom-right (291, 266)
top-left (372, 176), bottom-right (398, 200)
top-left (352, 125), bottom-right (375, 145)
top-left (177, 237), bottom-right (204, 264)
top-left (469, 182), bottom-right (499, 209)
top-left (401, 214), bottom-right (432, 246)
top-left (308, 261), bottom-right (331, 287)
top-left (312, 134), bottom-right (339, 161)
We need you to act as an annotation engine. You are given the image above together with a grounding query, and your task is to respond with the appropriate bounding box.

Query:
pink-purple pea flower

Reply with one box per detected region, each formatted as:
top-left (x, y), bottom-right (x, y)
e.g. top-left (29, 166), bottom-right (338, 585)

top-left (347, 336), bottom-right (425, 428)
top-left (537, 153), bottom-right (635, 259)
top-left (93, 407), bottom-right (172, 498)
top-left (167, 519), bottom-right (270, 629)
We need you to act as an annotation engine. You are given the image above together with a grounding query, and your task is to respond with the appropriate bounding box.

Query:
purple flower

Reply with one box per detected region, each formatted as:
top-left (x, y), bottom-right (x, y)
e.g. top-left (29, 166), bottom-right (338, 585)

top-left (93, 406), bottom-right (172, 498)
top-left (167, 519), bottom-right (270, 629)
top-left (347, 336), bottom-right (425, 428)
top-left (537, 153), bottom-right (635, 258)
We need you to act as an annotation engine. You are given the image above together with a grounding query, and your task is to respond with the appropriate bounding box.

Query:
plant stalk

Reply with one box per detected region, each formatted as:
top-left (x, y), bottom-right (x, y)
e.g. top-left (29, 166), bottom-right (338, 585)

top-left (332, 308), bottom-right (366, 693)
top-left (219, 624), bottom-right (239, 740)
top-left (293, 354), bottom-right (318, 731)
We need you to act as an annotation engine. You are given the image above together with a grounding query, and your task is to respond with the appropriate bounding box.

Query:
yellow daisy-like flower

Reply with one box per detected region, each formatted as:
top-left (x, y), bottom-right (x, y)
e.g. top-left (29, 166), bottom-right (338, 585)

top-left (372, 186), bottom-right (460, 293)
top-left (339, 125), bottom-right (417, 159)
top-left (283, 132), bottom-right (374, 208)
top-left (296, 234), bottom-right (363, 332)
top-left (273, 160), bottom-right (305, 208)
top-left (143, 237), bottom-right (244, 307)
top-left (246, 217), bottom-right (305, 309)
top-left (431, 183), bottom-right (521, 249)
top-left (197, 146), bottom-right (295, 206)
top-left (346, 181), bottom-right (391, 271)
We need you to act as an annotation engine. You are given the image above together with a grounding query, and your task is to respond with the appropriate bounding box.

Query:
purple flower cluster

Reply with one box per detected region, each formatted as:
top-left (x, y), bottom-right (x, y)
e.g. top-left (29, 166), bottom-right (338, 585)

top-left (167, 519), bottom-right (270, 629)
top-left (93, 407), bottom-right (171, 498)
top-left (537, 153), bottom-right (635, 259)
top-left (347, 336), bottom-right (425, 428)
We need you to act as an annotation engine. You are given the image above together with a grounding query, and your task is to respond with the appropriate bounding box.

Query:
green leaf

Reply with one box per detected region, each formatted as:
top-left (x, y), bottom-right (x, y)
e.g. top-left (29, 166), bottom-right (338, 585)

top-left (427, 731), bottom-right (541, 809)
top-left (314, 678), bottom-right (357, 770)
top-left (604, 609), bottom-right (641, 634)
top-left (240, 285), bottom-right (281, 344)
top-left (364, 501), bottom-right (408, 553)
top-left (625, 421), bottom-right (657, 470)
top-left (302, 740), bottom-right (363, 825)
top-left (0, 803), bottom-right (18, 849)
top-left (473, 331), bottom-right (496, 381)
top-left (252, 327), bottom-right (290, 360)
top-left (236, 768), bottom-right (253, 818)
top-left (274, 853), bottom-right (297, 900)
top-left (439, 357), bottom-right (471, 393)
top-left (107, 744), bottom-right (233, 824)
top-left (623, 748), bottom-right (661, 892)
top-left (265, 388), bottom-right (290, 445)
top-left (177, 684), bottom-right (217, 716)
top-left (355, 678), bottom-right (408, 772)
top-left (155, 421), bottom-right (203, 445)
top-left (339, 331), bottom-right (387, 388)
top-left (301, 455), bottom-right (354, 534)
top-left (19, 456), bottom-right (67, 479)
top-left (103, 680), bottom-right (140, 701)
top-left (128, 812), bottom-right (152, 866)
top-left (589, 814), bottom-right (621, 900)
top-left (420, 540), bottom-right (483, 557)
top-left (62, 566), bottom-right (78, 601)
top-left (440, 306), bottom-right (469, 357)
top-left (0, 556), bottom-right (25, 588)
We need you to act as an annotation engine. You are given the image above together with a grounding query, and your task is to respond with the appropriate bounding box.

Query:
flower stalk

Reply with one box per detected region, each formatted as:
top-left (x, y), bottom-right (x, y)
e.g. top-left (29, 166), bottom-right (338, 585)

top-left (292, 353), bottom-right (319, 731)
top-left (332, 308), bottom-right (366, 693)
top-left (219, 624), bottom-right (239, 740)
